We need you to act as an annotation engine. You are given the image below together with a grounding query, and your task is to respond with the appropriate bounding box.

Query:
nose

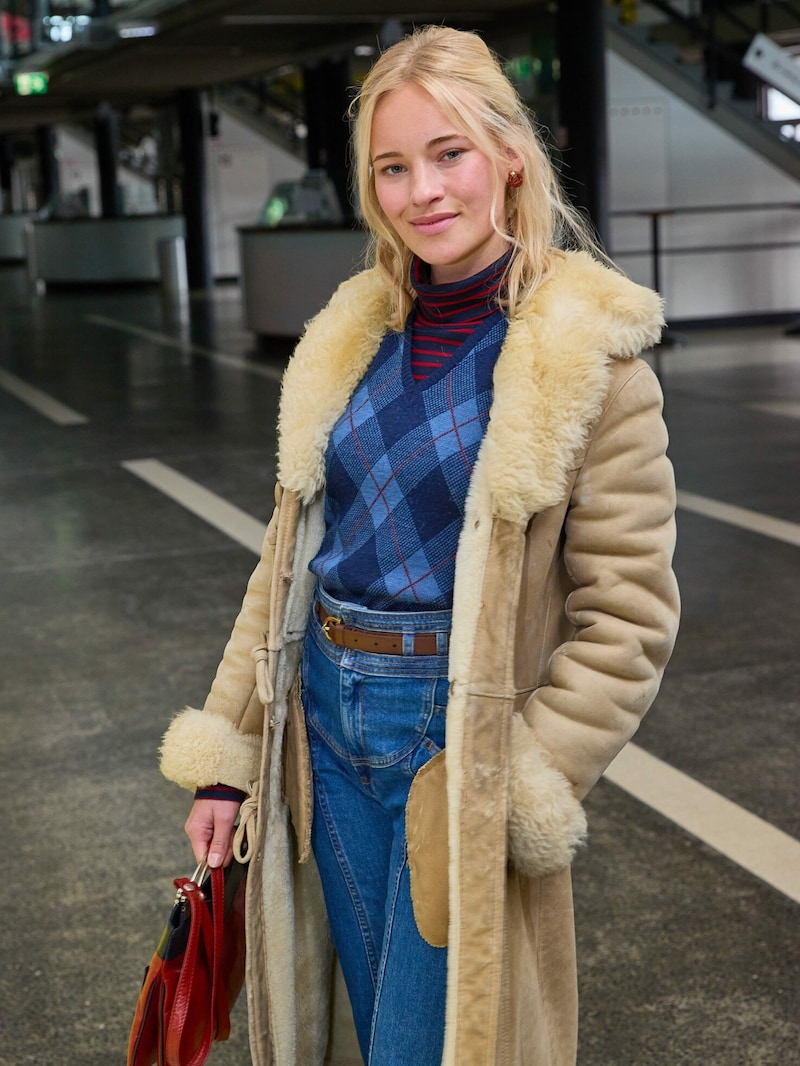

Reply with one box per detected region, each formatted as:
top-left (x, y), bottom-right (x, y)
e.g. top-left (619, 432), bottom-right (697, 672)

top-left (409, 164), bottom-right (443, 206)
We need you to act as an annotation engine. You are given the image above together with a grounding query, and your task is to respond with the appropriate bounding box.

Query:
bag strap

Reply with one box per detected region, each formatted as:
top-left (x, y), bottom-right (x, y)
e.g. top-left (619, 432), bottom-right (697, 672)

top-left (209, 865), bottom-right (232, 1041)
top-left (164, 874), bottom-right (216, 1066)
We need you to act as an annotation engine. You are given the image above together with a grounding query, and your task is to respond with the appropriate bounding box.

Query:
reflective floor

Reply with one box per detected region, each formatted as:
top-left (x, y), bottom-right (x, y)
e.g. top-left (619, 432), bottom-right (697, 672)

top-left (1, 263), bottom-right (798, 1065)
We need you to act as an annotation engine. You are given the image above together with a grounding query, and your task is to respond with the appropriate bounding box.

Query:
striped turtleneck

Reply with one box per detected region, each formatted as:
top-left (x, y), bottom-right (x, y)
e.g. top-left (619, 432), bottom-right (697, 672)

top-left (409, 252), bottom-right (510, 382)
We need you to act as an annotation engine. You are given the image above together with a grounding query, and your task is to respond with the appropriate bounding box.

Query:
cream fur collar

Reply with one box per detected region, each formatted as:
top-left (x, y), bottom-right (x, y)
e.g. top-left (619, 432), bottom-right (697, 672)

top-left (277, 250), bottom-right (664, 522)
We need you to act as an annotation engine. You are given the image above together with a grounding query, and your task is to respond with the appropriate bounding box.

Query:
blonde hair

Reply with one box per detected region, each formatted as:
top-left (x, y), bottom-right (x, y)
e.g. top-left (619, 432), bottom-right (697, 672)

top-left (350, 25), bottom-right (606, 329)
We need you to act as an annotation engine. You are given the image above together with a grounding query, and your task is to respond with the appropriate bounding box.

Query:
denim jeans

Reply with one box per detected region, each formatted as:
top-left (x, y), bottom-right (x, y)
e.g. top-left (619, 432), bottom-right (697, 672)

top-left (301, 585), bottom-right (450, 1066)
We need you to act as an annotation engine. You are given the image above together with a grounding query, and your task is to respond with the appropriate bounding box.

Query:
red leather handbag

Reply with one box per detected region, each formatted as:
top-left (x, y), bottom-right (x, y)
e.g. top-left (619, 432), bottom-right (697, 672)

top-left (127, 858), bottom-right (247, 1066)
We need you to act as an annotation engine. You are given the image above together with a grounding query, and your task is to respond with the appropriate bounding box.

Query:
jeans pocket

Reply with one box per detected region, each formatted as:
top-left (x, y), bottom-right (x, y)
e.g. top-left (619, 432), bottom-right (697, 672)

top-left (403, 676), bottom-right (448, 778)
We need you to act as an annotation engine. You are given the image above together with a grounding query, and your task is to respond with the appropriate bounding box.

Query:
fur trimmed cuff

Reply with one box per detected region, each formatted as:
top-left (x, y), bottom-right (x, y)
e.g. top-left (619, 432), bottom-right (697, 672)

top-left (159, 707), bottom-right (262, 793)
top-left (507, 714), bottom-right (588, 878)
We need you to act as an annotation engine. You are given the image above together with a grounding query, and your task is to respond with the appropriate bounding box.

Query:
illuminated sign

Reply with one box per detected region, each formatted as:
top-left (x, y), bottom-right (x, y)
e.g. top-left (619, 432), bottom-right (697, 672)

top-left (13, 71), bottom-right (49, 95)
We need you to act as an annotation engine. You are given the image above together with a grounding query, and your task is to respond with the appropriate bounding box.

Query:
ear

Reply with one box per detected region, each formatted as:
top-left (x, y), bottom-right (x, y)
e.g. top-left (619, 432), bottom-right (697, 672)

top-left (498, 145), bottom-right (524, 184)
top-left (499, 146), bottom-right (529, 189)
top-left (505, 149), bottom-right (524, 173)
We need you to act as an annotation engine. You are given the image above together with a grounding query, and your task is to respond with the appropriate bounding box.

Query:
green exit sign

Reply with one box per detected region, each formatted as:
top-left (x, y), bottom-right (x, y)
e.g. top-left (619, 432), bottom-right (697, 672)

top-left (14, 72), bottom-right (49, 96)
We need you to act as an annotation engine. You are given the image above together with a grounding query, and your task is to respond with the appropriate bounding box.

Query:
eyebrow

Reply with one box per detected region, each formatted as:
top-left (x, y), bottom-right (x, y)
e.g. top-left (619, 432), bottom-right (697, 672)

top-left (371, 133), bottom-right (466, 164)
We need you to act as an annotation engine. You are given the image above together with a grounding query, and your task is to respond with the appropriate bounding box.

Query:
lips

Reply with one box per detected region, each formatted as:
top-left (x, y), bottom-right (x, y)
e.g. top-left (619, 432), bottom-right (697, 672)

top-left (409, 213), bottom-right (457, 235)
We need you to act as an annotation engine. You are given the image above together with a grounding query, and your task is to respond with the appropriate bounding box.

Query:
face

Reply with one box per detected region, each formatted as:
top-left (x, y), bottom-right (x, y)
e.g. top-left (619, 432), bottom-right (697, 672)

top-left (370, 82), bottom-right (519, 285)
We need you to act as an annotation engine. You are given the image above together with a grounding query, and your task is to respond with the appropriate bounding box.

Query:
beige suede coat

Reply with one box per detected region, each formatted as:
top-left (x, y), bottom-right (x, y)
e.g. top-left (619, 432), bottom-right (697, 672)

top-left (160, 250), bottom-right (680, 1066)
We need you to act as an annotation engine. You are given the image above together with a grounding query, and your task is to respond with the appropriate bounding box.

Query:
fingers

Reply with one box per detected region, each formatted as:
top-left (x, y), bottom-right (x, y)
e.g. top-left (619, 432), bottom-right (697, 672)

top-left (185, 799), bottom-right (239, 868)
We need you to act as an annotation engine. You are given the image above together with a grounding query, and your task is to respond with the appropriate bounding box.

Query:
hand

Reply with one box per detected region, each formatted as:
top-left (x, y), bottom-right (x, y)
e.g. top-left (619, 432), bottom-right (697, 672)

top-left (184, 798), bottom-right (239, 868)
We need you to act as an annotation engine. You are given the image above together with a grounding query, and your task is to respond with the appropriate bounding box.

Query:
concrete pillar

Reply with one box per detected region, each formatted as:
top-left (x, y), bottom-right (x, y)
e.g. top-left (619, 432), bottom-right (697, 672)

top-left (94, 102), bottom-right (120, 218)
top-left (0, 135), bottom-right (13, 213)
top-left (556, 0), bottom-right (610, 247)
top-left (303, 57), bottom-right (353, 222)
top-left (35, 125), bottom-right (59, 212)
top-left (176, 88), bottom-right (212, 290)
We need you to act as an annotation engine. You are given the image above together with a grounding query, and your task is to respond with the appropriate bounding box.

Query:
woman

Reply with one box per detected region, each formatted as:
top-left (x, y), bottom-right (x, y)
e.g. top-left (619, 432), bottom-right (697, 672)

top-left (160, 25), bottom-right (680, 1066)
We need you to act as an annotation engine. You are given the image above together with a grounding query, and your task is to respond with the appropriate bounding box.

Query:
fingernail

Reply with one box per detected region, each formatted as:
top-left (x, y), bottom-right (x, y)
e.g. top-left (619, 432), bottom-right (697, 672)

top-left (208, 852), bottom-right (223, 868)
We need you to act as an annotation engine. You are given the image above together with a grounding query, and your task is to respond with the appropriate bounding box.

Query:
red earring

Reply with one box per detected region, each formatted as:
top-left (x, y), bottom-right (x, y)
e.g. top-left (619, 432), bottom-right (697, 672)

top-left (507, 169), bottom-right (524, 188)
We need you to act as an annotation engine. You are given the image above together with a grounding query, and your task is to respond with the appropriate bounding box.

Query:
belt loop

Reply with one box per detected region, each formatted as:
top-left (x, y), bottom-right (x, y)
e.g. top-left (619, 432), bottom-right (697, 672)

top-left (436, 631), bottom-right (448, 655)
top-left (402, 631), bottom-right (414, 656)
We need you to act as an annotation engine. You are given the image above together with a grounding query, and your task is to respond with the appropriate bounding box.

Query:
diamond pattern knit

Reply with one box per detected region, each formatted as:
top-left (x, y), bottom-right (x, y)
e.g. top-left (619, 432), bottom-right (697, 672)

top-left (310, 311), bottom-right (507, 610)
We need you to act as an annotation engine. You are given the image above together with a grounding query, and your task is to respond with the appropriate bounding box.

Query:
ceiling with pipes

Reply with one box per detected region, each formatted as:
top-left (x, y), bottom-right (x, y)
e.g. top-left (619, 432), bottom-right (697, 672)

top-left (0, 0), bottom-right (550, 132)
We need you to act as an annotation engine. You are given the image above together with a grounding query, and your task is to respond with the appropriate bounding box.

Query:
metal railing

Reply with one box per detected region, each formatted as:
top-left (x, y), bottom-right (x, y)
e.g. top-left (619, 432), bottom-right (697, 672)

top-left (610, 200), bottom-right (800, 360)
top-left (612, 200), bottom-right (800, 292)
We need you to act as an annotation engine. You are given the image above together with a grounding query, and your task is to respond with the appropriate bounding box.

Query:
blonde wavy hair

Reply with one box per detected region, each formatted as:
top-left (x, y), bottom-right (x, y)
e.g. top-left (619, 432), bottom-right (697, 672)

top-left (350, 25), bottom-right (606, 329)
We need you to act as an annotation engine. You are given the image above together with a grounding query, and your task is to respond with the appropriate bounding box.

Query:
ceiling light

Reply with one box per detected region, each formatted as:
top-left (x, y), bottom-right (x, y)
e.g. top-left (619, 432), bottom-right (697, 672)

top-left (118, 24), bottom-right (158, 39)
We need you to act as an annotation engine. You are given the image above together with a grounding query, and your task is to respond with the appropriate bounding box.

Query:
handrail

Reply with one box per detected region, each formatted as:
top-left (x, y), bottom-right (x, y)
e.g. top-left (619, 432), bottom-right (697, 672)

top-left (614, 200), bottom-right (800, 218)
top-left (610, 200), bottom-right (800, 294)
top-left (610, 199), bottom-right (800, 356)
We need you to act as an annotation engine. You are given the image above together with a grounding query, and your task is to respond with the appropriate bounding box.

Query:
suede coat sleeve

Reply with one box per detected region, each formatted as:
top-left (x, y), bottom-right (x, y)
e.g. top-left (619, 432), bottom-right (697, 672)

top-left (520, 360), bottom-right (679, 802)
top-left (158, 487), bottom-right (283, 792)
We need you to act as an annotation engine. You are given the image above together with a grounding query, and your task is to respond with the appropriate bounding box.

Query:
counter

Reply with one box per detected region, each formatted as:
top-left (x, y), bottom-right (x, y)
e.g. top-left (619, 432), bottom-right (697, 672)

top-left (26, 215), bottom-right (185, 285)
top-left (238, 226), bottom-right (368, 337)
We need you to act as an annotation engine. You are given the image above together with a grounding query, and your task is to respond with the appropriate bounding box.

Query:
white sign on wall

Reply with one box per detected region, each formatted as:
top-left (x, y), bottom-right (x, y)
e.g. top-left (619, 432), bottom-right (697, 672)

top-left (743, 33), bottom-right (800, 106)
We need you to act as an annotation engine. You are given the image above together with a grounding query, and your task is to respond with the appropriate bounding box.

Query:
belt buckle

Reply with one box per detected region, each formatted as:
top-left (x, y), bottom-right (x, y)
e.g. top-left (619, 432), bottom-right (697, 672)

top-left (321, 614), bottom-right (342, 641)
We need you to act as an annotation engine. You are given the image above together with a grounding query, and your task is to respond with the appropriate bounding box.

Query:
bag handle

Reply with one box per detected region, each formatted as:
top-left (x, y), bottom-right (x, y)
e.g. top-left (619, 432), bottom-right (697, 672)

top-left (209, 865), bottom-right (232, 1040)
top-left (164, 864), bottom-right (225, 1066)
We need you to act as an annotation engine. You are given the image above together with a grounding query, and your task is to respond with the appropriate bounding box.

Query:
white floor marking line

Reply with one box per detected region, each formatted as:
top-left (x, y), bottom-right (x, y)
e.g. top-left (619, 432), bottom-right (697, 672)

top-left (122, 459), bottom-right (266, 554)
top-left (605, 743), bottom-right (800, 904)
top-left (746, 401), bottom-right (800, 420)
top-left (87, 315), bottom-right (284, 382)
top-left (0, 367), bottom-right (88, 426)
top-left (677, 489), bottom-right (800, 548)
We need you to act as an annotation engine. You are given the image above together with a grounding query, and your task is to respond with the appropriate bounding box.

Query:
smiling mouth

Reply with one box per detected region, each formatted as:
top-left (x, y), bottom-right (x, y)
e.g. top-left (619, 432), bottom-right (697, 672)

top-left (410, 214), bottom-right (457, 234)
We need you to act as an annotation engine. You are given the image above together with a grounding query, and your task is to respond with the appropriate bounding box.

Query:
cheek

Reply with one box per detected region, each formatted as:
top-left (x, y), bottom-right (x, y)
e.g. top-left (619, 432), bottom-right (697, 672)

top-left (374, 182), bottom-right (402, 221)
top-left (465, 161), bottom-right (503, 215)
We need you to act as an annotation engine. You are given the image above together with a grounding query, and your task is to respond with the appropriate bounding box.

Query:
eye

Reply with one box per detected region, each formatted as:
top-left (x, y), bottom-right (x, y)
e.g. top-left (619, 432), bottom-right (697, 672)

top-left (379, 163), bottom-right (406, 176)
top-left (441, 148), bottom-right (465, 162)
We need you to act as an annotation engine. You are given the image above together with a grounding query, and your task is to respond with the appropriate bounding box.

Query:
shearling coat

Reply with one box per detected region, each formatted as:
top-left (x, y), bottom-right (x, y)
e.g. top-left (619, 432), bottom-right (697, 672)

top-left (160, 250), bottom-right (680, 1066)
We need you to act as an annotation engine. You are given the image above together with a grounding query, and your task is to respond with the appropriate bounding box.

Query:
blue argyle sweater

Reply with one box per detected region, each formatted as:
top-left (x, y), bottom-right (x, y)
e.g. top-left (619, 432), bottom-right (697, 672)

top-left (309, 304), bottom-right (508, 611)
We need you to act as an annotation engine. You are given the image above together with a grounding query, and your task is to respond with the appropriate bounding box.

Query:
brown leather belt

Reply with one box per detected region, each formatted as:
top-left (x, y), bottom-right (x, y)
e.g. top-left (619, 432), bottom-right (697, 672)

top-left (315, 600), bottom-right (448, 656)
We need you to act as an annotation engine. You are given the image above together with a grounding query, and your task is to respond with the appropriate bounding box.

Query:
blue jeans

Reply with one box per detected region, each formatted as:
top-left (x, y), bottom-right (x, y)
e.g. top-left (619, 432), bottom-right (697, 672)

top-left (301, 586), bottom-right (450, 1066)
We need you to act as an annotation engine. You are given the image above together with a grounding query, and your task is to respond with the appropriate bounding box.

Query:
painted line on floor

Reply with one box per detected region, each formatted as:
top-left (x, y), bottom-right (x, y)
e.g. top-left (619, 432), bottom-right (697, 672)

top-left (0, 367), bottom-right (88, 425)
top-left (605, 743), bottom-right (800, 904)
top-left (677, 490), bottom-right (800, 548)
top-left (122, 459), bottom-right (266, 554)
top-left (124, 460), bottom-right (800, 904)
top-left (86, 315), bottom-right (284, 382)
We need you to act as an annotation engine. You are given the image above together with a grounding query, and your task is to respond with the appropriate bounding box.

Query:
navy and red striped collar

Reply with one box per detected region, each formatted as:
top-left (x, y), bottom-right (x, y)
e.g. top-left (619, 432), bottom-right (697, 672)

top-left (410, 252), bottom-right (510, 326)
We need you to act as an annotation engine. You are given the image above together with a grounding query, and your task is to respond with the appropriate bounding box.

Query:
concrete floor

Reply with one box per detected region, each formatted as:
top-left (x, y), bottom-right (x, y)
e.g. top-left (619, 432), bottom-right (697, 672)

top-left (0, 266), bottom-right (798, 1065)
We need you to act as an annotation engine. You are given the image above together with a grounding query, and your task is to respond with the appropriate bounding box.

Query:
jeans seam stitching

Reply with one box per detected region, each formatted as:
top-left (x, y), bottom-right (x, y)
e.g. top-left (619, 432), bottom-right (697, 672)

top-left (367, 838), bottom-right (409, 1064)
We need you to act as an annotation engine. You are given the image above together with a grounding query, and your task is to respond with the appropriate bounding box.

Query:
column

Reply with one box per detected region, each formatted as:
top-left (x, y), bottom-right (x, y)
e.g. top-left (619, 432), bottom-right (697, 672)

top-left (94, 102), bottom-right (120, 217)
top-left (0, 135), bottom-right (13, 213)
top-left (303, 57), bottom-right (353, 222)
top-left (35, 125), bottom-right (59, 211)
top-left (176, 88), bottom-right (212, 290)
top-left (556, 0), bottom-right (610, 247)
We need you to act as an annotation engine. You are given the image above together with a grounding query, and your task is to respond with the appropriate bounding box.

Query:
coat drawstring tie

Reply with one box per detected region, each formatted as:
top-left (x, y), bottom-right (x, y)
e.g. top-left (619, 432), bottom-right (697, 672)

top-left (251, 637), bottom-right (275, 707)
top-left (233, 780), bottom-right (259, 863)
